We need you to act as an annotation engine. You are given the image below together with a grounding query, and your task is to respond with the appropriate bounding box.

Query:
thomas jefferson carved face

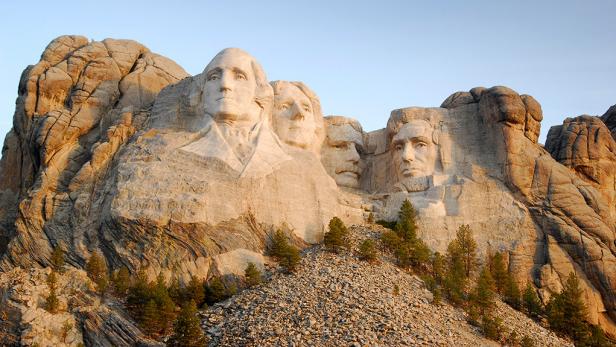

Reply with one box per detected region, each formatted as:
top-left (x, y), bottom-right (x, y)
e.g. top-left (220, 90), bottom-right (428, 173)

top-left (272, 82), bottom-right (319, 150)
top-left (203, 49), bottom-right (263, 127)
top-left (392, 119), bottom-right (437, 180)
top-left (321, 117), bottom-right (365, 189)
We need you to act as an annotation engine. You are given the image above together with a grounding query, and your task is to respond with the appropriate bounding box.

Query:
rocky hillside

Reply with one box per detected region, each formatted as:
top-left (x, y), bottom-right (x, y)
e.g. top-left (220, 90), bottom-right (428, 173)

top-left (198, 226), bottom-right (572, 347)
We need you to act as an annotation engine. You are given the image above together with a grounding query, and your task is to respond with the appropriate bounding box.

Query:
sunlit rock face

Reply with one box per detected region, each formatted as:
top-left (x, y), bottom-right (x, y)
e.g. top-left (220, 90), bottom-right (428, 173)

top-left (0, 37), bottom-right (615, 336)
top-left (321, 116), bottom-right (366, 189)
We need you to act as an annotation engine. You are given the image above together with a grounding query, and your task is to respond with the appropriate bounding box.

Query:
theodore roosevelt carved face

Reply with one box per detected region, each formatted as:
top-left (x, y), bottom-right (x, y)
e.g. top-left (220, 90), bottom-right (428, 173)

top-left (321, 116), bottom-right (365, 189)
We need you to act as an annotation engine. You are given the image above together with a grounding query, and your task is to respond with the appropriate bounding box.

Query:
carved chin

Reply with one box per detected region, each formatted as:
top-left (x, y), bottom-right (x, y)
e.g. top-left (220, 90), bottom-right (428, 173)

top-left (335, 172), bottom-right (360, 188)
top-left (282, 131), bottom-right (312, 149)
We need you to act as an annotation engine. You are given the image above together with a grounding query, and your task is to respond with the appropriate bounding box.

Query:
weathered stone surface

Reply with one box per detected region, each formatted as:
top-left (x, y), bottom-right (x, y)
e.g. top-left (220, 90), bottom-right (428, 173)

top-left (600, 104), bottom-right (616, 138)
top-left (0, 267), bottom-right (159, 347)
top-left (0, 36), bottom-right (615, 340)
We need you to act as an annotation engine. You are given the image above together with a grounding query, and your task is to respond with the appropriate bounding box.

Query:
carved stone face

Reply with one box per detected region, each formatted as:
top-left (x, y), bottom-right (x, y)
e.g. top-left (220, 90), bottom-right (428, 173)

top-left (273, 83), bottom-right (317, 149)
top-left (321, 119), bottom-right (365, 188)
top-left (203, 50), bottom-right (261, 127)
top-left (392, 120), bottom-right (437, 180)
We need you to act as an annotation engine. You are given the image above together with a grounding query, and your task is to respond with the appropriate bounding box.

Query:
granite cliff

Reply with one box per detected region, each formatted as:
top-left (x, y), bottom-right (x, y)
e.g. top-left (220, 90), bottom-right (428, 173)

top-left (0, 36), bottom-right (615, 344)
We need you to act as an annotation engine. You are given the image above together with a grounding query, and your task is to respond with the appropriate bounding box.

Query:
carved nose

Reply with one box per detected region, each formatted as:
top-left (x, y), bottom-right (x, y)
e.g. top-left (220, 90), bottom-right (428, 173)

top-left (348, 146), bottom-right (360, 163)
top-left (402, 145), bottom-right (414, 162)
top-left (219, 72), bottom-right (232, 92)
top-left (291, 103), bottom-right (306, 121)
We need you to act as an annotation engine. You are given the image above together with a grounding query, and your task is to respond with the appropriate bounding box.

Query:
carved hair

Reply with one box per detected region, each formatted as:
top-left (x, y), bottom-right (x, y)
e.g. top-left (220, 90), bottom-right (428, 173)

top-left (203, 48), bottom-right (273, 118)
top-left (324, 115), bottom-right (364, 134)
top-left (270, 80), bottom-right (324, 151)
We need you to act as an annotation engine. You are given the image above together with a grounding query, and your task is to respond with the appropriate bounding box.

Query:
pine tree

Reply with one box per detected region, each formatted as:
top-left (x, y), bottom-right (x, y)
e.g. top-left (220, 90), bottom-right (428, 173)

top-left (186, 276), bottom-right (206, 307)
top-left (431, 252), bottom-right (446, 285)
top-left (380, 200), bottom-right (431, 271)
top-left (126, 270), bottom-right (151, 318)
top-left (267, 229), bottom-right (302, 273)
top-left (152, 274), bottom-right (176, 334)
top-left (489, 251), bottom-right (508, 294)
top-left (205, 277), bottom-right (227, 305)
top-left (141, 299), bottom-right (160, 335)
top-left (167, 300), bottom-right (208, 347)
top-left (279, 244), bottom-right (301, 273)
top-left (358, 239), bottom-right (378, 262)
top-left (244, 262), bottom-right (262, 287)
top-left (50, 245), bottom-right (65, 272)
top-left (503, 276), bottom-right (522, 310)
top-left (449, 225), bottom-right (478, 278)
top-left (444, 248), bottom-right (467, 306)
top-left (471, 265), bottom-right (496, 316)
top-left (522, 281), bottom-right (543, 320)
top-left (268, 229), bottom-right (289, 258)
top-left (481, 315), bottom-right (504, 341)
top-left (86, 251), bottom-right (109, 293)
top-left (396, 199), bottom-right (418, 242)
top-left (112, 266), bottom-right (131, 297)
top-left (546, 272), bottom-right (589, 343)
top-left (45, 271), bottom-right (60, 314)
top-left (324, 217), bottom-right (349, 253)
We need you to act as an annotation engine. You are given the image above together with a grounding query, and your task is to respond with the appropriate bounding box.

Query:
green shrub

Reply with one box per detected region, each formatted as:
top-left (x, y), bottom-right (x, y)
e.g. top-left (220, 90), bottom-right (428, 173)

top-left (380, 200), bottom-right (431, 271)
top-left (167, 300), bottom-right (208, 347)
top-left (45, 271), bottom-right (60, 314)
top-left (50, 245), bottom-right (65, 272)
top-left (448, 225), bottom-right (478, 278)
top-left (323, 217), bottom-right (350, 253)
top-left (469, 265), bottom-right (496, 317)
top-left (244, 262), bottom-right (262, 287)
top-left (111, 266), bottom-right (131, 297)
top-left (488, 251), bottom-right (508, 294)
top-left (522, 281), bottom-right (543, 320)
top-left (520, 335), bottom-right (535, 347)
top-left (358, 239), bottom-right (378, 262)
top-left (279, 244), bottom-right (301, 272)
top-left (481, 315), bottom-right (503, 341)
top-left (205, 277), bottom-right (227, 305)
top-left (267, 230), bottom-right (302, 273)
top-left (444, 245), bottom-right (467, 306)
top-left (86, 251), bottom-right (109, 294)
top-left (546, 272), bottom-right (591, 344)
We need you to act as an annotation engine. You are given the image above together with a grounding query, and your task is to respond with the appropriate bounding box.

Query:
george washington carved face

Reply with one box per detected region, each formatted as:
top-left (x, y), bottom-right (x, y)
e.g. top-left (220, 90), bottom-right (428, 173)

top-left (202, 48), bottom-right (270, 128)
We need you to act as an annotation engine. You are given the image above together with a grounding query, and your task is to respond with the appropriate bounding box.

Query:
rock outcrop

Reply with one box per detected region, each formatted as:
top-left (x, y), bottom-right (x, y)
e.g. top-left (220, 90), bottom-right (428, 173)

top-left (0, 267), bottom-right (160, 346)
top-left (0, 36), bottom-right (615, 340)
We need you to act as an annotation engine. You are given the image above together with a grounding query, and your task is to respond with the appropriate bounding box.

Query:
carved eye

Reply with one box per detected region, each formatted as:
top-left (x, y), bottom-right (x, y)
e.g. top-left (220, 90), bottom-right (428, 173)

top-left (236, 73), bottom-right (247, 80)
top-left (207, 74), bottom-right (220, 81)
top-left (395, 144), bottom-right (403, 151)
top-left (334, 143), bottom-right (347, 149)
top-left (303, 105), bottom-right (311, 112)
top-left (278, 103), bottom-right (290, 110)
top-left (416, 142), bottom-right (427, 148)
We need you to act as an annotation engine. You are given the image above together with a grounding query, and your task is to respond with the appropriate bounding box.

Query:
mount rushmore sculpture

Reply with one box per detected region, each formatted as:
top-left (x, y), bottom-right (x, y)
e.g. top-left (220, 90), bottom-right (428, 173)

top-left (0, 36), bottom-right (615, 334)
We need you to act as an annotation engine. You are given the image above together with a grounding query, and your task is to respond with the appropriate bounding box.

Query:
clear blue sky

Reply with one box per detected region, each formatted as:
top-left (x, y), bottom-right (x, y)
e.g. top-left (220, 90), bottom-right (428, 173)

top-left (1, 1), bottom-right (614, 146)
